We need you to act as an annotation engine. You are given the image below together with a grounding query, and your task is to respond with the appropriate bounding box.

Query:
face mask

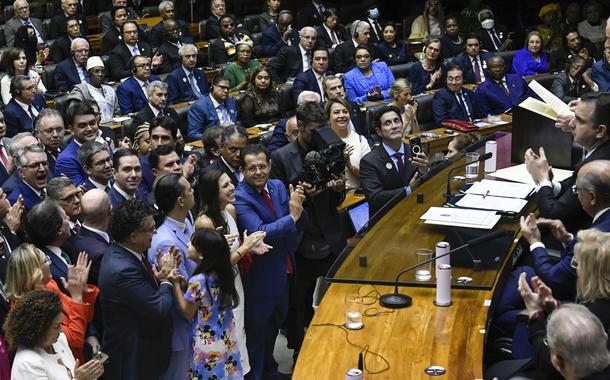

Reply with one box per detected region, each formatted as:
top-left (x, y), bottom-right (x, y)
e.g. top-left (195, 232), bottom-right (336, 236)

top-left (368, 8), bottom-right (380, 20)
top-left (481, 19), bottom-right (495, 30)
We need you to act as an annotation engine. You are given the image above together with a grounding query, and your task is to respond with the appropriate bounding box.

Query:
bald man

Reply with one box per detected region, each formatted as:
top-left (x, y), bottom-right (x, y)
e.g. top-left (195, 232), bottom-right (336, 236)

top-left (72, 189), bottom-right (112, 272)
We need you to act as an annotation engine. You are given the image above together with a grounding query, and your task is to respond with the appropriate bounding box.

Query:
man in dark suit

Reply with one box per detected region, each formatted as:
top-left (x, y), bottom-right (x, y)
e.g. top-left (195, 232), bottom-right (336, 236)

top-left (453, 34), bottom-right (492, 84)
top-left (46, 176), bottom-right (84, 259)
top-left (333, 20), bottom-right (372, 73)
top-left (261, 11), bottom-right (300, 57)
top-left (315, 9), bottom-right (346, 49)
top-left (150, 0), bottom-right (193, 48)
top-left (50, 17), bottom-right (81, 64)
top-left (525, 92), bottom-right (610, 234)
top-left (33, 109), bottom-right (66, 179)
top-left (0, 112), bottom-right (12, 186)
top-left (54, 37), bottom-right (90, 93)
top-left (477, 9), bottom-right (514, 53)
top-left (235, 143), bottom-right (306, 380)
top-left (99, 0), bottom-right (138, 35)
top-left (551, 55), bottom-right (599, 104)
top-left (4, 76), bottom-right (46, 137)
top-left (156, 19), bottom-right (193, 73)
top-left (55, 102), bottom-right (101, 186)
top-left (101, 6), bottom-right (127, 55)
top-left (475, 55), bottom-right (530, 116)
top-left (297, 0), bottom-right (326, 28)
top-left (3, 132), bottom-right (38, 195)
top-left (165, 44), bottom-right (208, 105)
top-left (204, 0), bottom-right (227, 39)
top-left (131, 81), bottom-right (181, 136)
top-left (99, 199), bottom-right (178, 380)
top-left (49, 0), bottom-right (87, 39)
top-left (293, 47), bottom-right (332, 104)
top-left (432, 65), bottom-right (485, 127)
top-left (109, 20), bottom-right (163, 81)
top-left (550, 30), bottom-right (597, 72)
top-left (117, 55), bottom-right (162, 115)
top-left (187, 75), bottom-right (237, 141)
top-left (78, 141), bottom-right (113, 192)
top-left (360, 105), bottom-right (429, 216)
top-left (364, 2), bottom-right (383, 45)
top-left (4, 0), bottom-right (45, 47)
top-left (270, 102), bottom-right (346, 350)
top-left (203, 125), bottom-right (248, 187)
top-left (8, 144), bottom-right (47, 210)
top-left (210, 15), bottom-right (252, 65)
top-left (108, 148), bottom-right (147, 210)
top-left (268, 26), bottom-right (317, 82)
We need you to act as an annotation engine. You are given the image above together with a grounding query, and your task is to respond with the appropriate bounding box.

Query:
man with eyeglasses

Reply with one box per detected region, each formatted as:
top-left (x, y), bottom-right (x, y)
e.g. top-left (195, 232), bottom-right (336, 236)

top-left (4, 0), bottom-right (45, 48)
top-left (551, 55), bottom-right (599, 104)
top-left (109, 20), bottom-right (162, 81)
top-left (165, 44), bottom-right (209, 105)
top-left (187, 75), bottom-right (237, 141)
top-left (8, 144), bottom-right (48, 210)
top-left (2, 132), bottom-right (38, 195)
top-left (432, 64), bottom-right (484, 127)
top-left (78, 141), bottom-right (113, 192)
top-left (117, 55), bottom-right (162, 115)
top-left (492, 160), bottom-right (610, 348)
top-left (46, 176), bottom-right (83, 250)
top-left (150, 0), bottom-right (193, 49)
top-left (34, 109), bottom-right (66, 179)
top-left (475, 55), bottom-right (530, 116)
top-left (56, 102), bottom-right (105, 186)
top-left (156, 19), bottom-right (193, 73)
top-left (99, 0), bottom-right (138, 35)
top-left (4, 75), bottom-right (46, 137)
top-left (210, 15), bottom-right (251, 65)
top-left (49, 0), bottom-right (87, 39)
top-left (54, 37), bottom-right (90, 93)
top-left (268, 26), bottom-right (318, 82)
top-left (50, 16), bottom-right (82, 64)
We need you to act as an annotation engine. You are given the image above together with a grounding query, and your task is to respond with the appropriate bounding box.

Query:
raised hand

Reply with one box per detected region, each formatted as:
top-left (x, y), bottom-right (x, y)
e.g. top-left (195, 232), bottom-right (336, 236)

top-left (289, 184), bottom-right (306, 220)
top-left (153, 247), bottom-right (177, 282)
top-left (536, 218), bottom-right (571, 244)
top-left (74, 358), bottom-right (105, 380)
top-left (60, 251), bottom-right (91, 304)
top-left (5, 195), bottom-right (24, 233)
top-left (242, 230), bottom-right (272, 255)
top-left (519, 213), bottom-right (542, 245)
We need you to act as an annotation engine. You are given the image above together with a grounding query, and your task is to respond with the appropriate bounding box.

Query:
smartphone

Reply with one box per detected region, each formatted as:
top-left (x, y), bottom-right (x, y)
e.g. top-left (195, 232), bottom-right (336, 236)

top-left (92, 351), bottom-right (109, 364)
top-left (409, 137), bottom-right (422, 156)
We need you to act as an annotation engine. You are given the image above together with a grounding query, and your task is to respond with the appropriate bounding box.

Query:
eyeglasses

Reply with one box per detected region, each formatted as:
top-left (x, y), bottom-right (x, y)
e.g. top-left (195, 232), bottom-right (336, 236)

top-left (93, 156), bottom-right (112, 167)
top-left (135, 63), bottom-right (151, 69)
top-left (570, 255), bottom-right (578, 269)
top-left (23, 161), bottom-right (48, 169)
top-left (222, 22), bottom-right (235, 27)
top-left (41, 254), bottom-right (51, 265)
top-left (58, 191), bottom-right (82, 203)
top-left (571, 185), bottom-right (589, 194)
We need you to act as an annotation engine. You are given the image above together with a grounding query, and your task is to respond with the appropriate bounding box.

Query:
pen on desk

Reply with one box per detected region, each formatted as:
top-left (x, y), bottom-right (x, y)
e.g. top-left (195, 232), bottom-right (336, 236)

top-left (483, 190), bottom-right (490, 199)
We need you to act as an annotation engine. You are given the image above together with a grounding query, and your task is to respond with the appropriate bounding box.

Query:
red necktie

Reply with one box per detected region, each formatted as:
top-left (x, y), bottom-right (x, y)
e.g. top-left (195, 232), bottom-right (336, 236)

top-left (393, 152), bottom-right (406, 182)
top-left (142, 256), bottom-right (159, 288)
top-left (0, 146), bottom-right (8, 167)
top-left (262, 190), bottom-right (294, 274)
top-left (330, 30), bottom-right (338, 44)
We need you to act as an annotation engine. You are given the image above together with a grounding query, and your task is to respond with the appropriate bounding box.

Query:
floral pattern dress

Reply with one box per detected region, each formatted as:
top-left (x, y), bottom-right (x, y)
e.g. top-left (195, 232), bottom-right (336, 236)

top-left (184, 273), bottom-right (243, 379)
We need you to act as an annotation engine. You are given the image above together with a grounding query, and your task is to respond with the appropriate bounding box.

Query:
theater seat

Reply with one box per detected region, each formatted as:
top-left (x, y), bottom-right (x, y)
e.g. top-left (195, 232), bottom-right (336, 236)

top-left (174, 104), bottom-right (190, 132)
top-left (414, 93), bottom-right (435, 131)
top-left (497, 50), bottom-right (517, 73)
top-left (43, 64), bottom-right (57, 93)
top-left (199, 19), bottom-right (208, 41)
top-left (141, 5), bottom-right (160, 17)
top-left (525, 72), bottom-right (556, 90)
top-left (278, 83), bottom-right (294, 117)
top-left (243, 14), bottom-right (260, 34)
top-left (389, 61), bottom-right (416, 79)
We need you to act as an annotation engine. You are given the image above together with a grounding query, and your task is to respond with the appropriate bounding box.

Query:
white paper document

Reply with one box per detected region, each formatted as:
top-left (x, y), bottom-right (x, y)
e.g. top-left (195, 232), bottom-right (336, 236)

top-left (491, 164), bottom-right (573, 185)
top-left (456, 194), bottom-right (528, 213)
top-left (421, 207), bottom-right (498, 226)
top-left (465, 179), bottom-right (535, 199)
top-left (528, 80), bottom-right (573, 116)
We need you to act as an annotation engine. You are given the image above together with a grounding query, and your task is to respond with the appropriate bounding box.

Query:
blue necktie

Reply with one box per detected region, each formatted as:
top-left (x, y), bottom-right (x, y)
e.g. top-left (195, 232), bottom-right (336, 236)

top-left (189, 72), bottom-right (202, 98)
top-left (491, 30), bottom-right (502, 50)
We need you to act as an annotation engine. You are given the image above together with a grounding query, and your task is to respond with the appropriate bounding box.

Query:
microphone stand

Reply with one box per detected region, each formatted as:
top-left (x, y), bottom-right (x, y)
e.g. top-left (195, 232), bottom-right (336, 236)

top-left (379, 229), bottom-right (506, 309)
top-left (444, 152), bottom-right (493, 201)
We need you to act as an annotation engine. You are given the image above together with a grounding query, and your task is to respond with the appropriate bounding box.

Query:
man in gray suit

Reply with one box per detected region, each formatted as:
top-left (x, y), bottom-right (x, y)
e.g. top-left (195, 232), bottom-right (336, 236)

top-left (4, 0), bottom-right (45, 47)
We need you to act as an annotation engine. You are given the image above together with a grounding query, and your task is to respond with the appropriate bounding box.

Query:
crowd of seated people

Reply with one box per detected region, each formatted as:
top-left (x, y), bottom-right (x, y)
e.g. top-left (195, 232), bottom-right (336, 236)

top-left (0, 1), bottom-right (607, 379)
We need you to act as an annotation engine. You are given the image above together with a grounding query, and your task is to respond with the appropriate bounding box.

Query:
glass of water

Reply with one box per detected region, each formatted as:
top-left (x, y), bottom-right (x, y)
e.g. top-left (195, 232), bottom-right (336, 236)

top-left (465, 152), bottom-right (480, 179)
top-left (415, 248), bottom-right (433, 281)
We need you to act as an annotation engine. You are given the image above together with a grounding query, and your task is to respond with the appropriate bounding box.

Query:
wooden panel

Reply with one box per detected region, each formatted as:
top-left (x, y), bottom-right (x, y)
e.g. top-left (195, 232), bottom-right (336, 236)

top-left (136, 16), bottom-right (162, 28)
top-left (187, 23), bottom-right (199, 40)
top-left (294, 283), bottom-right (490, 379)
top-left (87, 34), bottom-right (102, 54)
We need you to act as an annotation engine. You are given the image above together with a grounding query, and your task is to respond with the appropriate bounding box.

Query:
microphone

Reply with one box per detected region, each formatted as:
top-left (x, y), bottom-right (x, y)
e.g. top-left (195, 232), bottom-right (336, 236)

top-left (444, 152), bottom-right (493, 200)
top-left (379, 229), bottom-right (506, 309)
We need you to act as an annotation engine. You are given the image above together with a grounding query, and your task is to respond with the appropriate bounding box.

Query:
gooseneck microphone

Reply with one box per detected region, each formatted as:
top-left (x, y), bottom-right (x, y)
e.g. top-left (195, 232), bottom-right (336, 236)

top-left (379, 229), bottom-right (506, 309)
top-left (444, 152), bottom-right (493, 200)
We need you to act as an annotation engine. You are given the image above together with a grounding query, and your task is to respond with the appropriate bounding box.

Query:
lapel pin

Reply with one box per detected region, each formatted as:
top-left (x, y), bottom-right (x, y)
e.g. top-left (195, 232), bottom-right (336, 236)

top-left (182, 78), bottom-right (187, 83)
top-left (386, 163), bottom-right (392, 170)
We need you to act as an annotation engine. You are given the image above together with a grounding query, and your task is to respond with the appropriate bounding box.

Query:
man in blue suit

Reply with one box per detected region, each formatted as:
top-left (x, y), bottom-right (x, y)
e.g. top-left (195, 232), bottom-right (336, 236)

top-left (260, 11), bottom-right (300, 57)
top-left (108, 148), bottom-right (147, 210)
top-left (148, 173), bottom-right (197, 380)
top-left (187, 75), bottom-right (237, 141)
top-left (8, 144), bottom-right (47, 210)
top-left (235, 143), bottom-right (306, 380)
top-left (24, 199), bottom-right (74, 293)
top-left (432, 65), bottom-right (485, 127)
top-left (54, 37), bottom-right (90, 93)
top-left (453, 34), bottom-right (492, 84)
top-left (165, 44), bottom-right (208, 105)
top-left (292, 47), bottom-right (332, 104)
top-left (99, 199), bottom-right (179, 380)
top-left (78, 141), bottom-right (113, 192)
top-left (117, 55), bottom-right (162, 115)
top-left (34, 109), bottom-right (66, 179)
top-left (55, 102), bottom-right (101, 186)
top-left (4, 76), bottom-right (46, 137)
top-left (493, 160), bottom-right (610, 343)
top-left (476, 55), bottom-right (530, 115)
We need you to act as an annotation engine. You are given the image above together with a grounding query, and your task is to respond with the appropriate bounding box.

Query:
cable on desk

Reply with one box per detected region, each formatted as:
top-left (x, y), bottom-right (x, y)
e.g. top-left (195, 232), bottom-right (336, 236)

top-left (354, 284), bottom-right (396, 317)
top-left (310, 322), bottom-right (390, 375)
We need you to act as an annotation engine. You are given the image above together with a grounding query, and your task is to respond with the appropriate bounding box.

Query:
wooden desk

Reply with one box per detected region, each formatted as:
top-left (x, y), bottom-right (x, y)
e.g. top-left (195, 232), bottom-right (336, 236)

top-left (337, 190), bottom-right (365, 211)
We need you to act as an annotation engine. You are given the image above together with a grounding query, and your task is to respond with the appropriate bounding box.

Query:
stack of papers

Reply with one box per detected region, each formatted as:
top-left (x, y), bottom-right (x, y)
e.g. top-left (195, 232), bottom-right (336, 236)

top-left (421, 207), bottom-right (501, 229)
top-left (452, 179), bottom-right (534, 214)
top-left (491, 164), bottom-right (573, 185)
top-left (456, 194), bottom-right (528, 213)
top-left (465, 179), bottom-right (535, 199)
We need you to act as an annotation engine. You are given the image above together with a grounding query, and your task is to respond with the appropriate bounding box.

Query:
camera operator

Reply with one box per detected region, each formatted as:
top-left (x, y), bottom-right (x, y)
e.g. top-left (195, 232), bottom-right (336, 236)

top-left (270, 102), bottom-right (347, 354)
top-left (360, 105), bottom-right (430, 216)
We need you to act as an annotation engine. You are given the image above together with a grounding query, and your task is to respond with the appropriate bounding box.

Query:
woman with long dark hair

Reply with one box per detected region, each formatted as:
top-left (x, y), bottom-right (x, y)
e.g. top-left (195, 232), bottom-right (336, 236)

top-left (0, 47), bottom-right (46, 105)
top-left (237, 65), bottom-right (282, 127)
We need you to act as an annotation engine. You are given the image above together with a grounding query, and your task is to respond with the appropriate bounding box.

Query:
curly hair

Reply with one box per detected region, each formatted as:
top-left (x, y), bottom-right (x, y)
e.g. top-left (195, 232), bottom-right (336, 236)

top-left (3, 290), bottom-right (62, 349)
top-left (110, 199), bottom-right (153, 243)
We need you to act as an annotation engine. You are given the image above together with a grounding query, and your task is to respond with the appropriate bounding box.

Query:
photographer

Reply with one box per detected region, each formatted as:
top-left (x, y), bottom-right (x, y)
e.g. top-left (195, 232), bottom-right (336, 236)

top-left (270, 102), bottom-right (346, 353)
top-left (360, 105), bottom-right (430, 216)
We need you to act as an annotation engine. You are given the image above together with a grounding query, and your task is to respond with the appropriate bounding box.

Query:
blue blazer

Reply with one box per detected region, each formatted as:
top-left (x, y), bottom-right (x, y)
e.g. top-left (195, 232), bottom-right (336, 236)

top-left (344, 61), bottom-right (395, 104)
top-left (234, 178), bottom-right (306, 296)
top-left (165, 66), bottom-right (209, 105)
top-left (40, 246), bottom-right (69, 293)
top-left (186, 94), bottom-right (237, 141)
top-left (292, 69), bottom-right (332, 105)
top-left (266, 118), bottom-right (289, 154)
top-left (475, 73), bottom-right (530, 115)
top-left (117, 75), bottom-right (161, 115)
top-left (512, 48), bottom-right (549, 77)
top-left (72, 226), bottom-right (110, 262)
top-left (432, 87), bottom-right (484, 127)
top-left (54, 58), bottom-right (84, 93)
top-left (590, 60), bottom-right (610, 92)
top-left (108, 186), bottom-right (146, 211)
top-left (55, 140), bottom-right (88, 186)
top-left (260, 24), bottom-right (299, 57)
top-left (453, 51), bottom-right (493, 84)
top-left (8, 178), bottom-right (44, 210)
top-left (4, 98), bottom-right (45, 137)
top-left (99, 243), bottom-right (173, 380)
top-left (148, 217), bottom-right (196, 355)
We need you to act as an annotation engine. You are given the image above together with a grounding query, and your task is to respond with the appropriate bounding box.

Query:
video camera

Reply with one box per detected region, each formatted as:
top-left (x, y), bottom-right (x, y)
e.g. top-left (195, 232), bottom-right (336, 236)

top-left (302, 126), bottom-right (346, 188)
